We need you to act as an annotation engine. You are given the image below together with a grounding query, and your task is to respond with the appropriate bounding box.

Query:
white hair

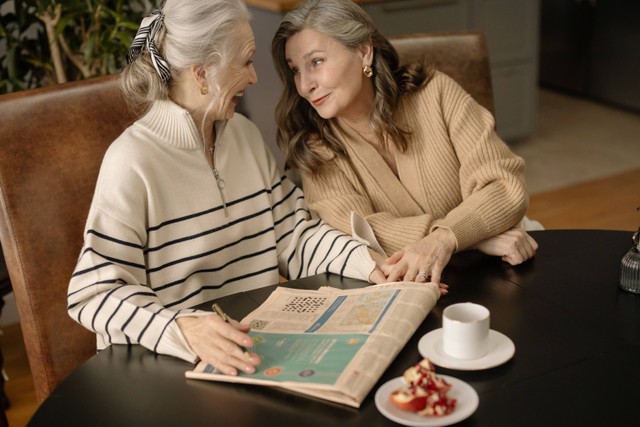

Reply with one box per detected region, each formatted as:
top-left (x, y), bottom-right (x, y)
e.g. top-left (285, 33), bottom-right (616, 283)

top-left (121, 0), bottom-right (250, 115)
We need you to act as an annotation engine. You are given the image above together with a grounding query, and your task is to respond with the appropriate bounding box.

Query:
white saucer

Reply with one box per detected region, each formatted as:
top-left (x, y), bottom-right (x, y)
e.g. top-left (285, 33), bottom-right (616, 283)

top-left (418, 329), bottom-right (515, 371)
top-left (375, 375), bottom-right (478, 426)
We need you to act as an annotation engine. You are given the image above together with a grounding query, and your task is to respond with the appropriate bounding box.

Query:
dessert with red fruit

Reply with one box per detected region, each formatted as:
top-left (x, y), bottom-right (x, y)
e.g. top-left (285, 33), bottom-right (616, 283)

top-left (389, 358), bottom-right (457, 416)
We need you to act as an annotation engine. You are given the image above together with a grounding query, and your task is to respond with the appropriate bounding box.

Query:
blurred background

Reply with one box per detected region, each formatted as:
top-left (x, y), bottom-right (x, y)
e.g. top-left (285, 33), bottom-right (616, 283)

top-left (1, 1), bottom-right (639, 425)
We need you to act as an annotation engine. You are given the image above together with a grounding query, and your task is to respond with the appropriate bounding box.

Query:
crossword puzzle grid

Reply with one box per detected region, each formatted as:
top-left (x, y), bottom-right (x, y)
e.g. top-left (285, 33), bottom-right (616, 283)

top-left (281, 296), bottom-right (328, 313)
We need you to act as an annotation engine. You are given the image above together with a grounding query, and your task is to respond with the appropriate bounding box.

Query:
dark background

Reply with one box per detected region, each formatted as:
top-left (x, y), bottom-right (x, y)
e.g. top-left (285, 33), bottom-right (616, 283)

top-left (539, 0), bottom-right (640, 112)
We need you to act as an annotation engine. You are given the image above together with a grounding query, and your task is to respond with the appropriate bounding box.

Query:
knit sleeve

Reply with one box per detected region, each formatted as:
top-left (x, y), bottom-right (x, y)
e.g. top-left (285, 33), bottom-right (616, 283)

top-left (301, 163), bottom-right (433, 255)
top-left (263, 163), bottom-right (375, 282)
top-left (428, 74), bottom-right (528, 249)
top-left (67, 145), bottom-right (200, 363)
top-left (67, 209), bottom-right (201, 363)
top-left (300, 73), bottom-right (528, 254)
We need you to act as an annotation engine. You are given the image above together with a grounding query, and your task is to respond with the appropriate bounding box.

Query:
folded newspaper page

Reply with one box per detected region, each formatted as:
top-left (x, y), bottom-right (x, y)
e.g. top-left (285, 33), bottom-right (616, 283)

top-left (185, 282), bottom-right (440, 407)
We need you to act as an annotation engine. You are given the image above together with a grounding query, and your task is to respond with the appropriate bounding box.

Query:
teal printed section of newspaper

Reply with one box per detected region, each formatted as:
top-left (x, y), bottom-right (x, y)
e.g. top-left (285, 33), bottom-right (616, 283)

top-left (240, 332), bottom-right (368, 384)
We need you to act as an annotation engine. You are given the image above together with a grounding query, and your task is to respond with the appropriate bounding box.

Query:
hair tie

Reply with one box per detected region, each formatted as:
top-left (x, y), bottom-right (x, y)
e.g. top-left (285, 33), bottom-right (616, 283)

top-left (127, 9), bottom-right (172, 84)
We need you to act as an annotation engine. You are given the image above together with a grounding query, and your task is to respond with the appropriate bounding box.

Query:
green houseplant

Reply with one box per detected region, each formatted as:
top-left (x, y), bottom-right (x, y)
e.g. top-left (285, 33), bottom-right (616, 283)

top-left (0, 0), bottom-right (152, 93)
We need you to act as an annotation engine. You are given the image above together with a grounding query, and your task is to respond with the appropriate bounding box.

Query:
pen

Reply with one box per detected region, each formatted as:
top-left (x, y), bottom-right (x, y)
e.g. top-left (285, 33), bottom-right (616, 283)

top-left (212, 303), bottom-right (251, 358)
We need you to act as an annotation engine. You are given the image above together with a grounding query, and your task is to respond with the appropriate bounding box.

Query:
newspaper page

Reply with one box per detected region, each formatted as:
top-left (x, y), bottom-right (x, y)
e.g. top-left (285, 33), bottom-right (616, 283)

top-left (186, 281), bottom-right (440, 407)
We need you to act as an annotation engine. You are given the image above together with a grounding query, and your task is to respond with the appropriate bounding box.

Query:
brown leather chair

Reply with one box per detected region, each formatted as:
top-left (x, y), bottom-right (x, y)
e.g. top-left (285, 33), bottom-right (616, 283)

top-left (0, 75), bottom-right (136, 403)
top-left (391, 31), bottom-right (494, 114)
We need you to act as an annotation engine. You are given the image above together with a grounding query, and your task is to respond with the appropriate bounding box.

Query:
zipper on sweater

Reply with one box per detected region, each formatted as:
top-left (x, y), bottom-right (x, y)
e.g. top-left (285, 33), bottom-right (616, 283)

top-left (211, 145), bottom-right (229, 219)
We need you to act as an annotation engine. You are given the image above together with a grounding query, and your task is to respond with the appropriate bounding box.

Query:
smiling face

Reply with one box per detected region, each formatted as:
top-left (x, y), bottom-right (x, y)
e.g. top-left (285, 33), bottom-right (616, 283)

top-left (214, 21), bottom-right (257, 120)
top-left (284, 29), bottom-right (374, 124)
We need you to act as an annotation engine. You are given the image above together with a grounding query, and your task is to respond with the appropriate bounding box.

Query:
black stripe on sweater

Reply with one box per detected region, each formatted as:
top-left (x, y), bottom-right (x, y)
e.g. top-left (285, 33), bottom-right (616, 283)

top-left (165, 265), bottom-right (278, 308)
top-left (271, 185), bottom-right (298, 211)
top-left (148, 225), bottom-right (275, 273)
top-left (68, 278), bottom-right (126, 302)
top-left (145, 206), bottom-right (272, 254)
top-left (285, 217), bottom-right (324, 274)
top-left (146, 175), bottom-right (288, 233)
top-left (300, 228), bottom-right (333, 278)
top-left (80, 248), bottom-right (146, 270)
top-left (91, 288), bottom-right (155, 333)
top-left (101, 290), bottom-right (156, 344)
top-left (153, 311), bottom-right (180, 354)
top-left (71, 261), bottom-right (113, 278)
top-left (326, 239), bottom-right (357, 276)
top-left (87, 229), bottom-right (144, 249)
top-left (340, 244), bottom-right (361, 277)
top-left (104, 297), bottom-right (127, 345)
top-left (136, 303), bottom-right (162, 344)
top-left (293, 222), bottom-right (328, 279)
top-left (276, 206), bottom-right (319, 245)
top-left (155, 245), bottom-right (276, 292)
top-left (121, 306), bottom-right (140, 336)
top-left (90, 286), bottom-right (122, 331)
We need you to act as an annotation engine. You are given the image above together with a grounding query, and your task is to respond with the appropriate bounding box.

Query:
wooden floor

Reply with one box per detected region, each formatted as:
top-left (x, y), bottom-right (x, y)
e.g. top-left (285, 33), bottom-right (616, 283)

top-left (3, 324), bottom-right (36, 427)
top-left (2, 168), bottom-right (639, 427)
top-left (527, 168), bottom-right (640, 232)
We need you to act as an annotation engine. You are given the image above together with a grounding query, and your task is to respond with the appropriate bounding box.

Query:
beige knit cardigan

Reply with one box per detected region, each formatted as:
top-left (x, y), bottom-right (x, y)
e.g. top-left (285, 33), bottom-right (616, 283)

top-left (301, 72), bottom-right (529, 255)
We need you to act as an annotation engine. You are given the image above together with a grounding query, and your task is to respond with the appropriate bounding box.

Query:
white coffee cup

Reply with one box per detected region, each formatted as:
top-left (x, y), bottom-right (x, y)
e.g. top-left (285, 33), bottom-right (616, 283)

top-left (442, 302), bottom-right (490, 360)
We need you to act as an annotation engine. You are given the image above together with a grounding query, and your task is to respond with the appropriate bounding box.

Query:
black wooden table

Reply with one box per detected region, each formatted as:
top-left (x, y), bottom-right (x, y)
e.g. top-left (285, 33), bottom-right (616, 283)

top-left (28, 230), bottom-right (640, 426)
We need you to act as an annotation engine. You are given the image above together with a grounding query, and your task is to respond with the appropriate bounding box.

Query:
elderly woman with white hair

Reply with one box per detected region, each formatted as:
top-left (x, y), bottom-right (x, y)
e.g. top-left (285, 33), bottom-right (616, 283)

top-left (67, 0), bottom-right (386, 377)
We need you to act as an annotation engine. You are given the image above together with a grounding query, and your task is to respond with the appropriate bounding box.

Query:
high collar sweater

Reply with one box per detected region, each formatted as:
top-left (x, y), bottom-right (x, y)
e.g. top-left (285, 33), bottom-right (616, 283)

top-left (68, 100), bottom-right (374, 362)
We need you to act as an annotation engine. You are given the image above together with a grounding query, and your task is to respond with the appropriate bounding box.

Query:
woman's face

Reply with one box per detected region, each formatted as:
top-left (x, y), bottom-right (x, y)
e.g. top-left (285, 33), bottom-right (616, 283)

top-left (284, 29), bottom-right (373, 123)
top-left (215, 21), bottom-right (257, 120)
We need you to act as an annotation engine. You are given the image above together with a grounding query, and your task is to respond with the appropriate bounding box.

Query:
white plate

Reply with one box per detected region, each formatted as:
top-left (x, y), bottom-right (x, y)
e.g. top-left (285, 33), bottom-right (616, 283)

top-left (375, 375), bottom-right (478, 426)
top-left (418, 329), bottom-right (515, 371)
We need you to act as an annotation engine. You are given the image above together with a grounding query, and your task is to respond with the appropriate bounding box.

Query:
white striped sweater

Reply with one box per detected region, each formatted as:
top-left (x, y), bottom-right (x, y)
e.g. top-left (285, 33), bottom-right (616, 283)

top-left (67, 100), bottom-right (374, 362)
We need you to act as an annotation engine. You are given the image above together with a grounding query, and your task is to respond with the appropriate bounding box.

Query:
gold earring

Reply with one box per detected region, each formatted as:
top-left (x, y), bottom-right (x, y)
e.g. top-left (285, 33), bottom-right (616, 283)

top-left (200, 86), bottom-right (208, 95)
top-left (363, 65), bottom-right (373, 78)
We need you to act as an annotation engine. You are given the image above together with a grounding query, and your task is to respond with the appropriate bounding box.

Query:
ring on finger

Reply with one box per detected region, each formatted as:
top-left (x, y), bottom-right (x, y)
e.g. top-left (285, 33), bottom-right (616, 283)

top-left (418, 271), bottom-right (429, 280)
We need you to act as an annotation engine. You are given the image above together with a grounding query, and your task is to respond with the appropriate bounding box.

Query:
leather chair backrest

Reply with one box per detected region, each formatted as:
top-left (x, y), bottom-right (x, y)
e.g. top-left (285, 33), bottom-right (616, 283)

top-left (0, 75), bottom-right (136, 403)
top-left (391, 31), bottom-right (494, 113)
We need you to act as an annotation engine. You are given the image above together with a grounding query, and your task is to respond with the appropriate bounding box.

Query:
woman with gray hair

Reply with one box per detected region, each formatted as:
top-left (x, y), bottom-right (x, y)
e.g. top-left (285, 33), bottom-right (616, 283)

top-left (68, 0), bottom-right (386, 377)
top-left (272, 0), bottom-right (538, 286)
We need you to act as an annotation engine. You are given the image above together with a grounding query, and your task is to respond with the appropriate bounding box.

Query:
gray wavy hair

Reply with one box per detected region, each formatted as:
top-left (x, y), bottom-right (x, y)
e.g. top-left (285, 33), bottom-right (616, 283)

top-left (271, 0), bottom-right (430, 176)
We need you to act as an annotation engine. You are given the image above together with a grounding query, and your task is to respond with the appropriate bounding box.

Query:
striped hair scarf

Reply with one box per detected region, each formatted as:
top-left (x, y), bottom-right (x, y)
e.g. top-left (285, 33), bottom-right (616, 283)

top-left (127, 10), bottom-right (172, 84)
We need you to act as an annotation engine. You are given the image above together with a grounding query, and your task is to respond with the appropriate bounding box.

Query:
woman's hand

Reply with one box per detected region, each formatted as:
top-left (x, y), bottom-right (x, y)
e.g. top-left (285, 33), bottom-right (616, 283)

top-left (176, 314), bottom-right (261, 375)
top-left (472, 227), bottom-right (538, 265)
top-left (368, 248), bottom-right (389, 284)
top-left (368, 248), bottom-right (447, 294)
top-left (384, 228), bottom-right (457, 286)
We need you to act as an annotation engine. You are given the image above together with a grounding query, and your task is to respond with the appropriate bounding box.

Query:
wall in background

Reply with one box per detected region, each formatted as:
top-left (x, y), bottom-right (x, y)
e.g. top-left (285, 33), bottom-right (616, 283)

top-left (539, 0), bottom-right (640, 112)
top-left (0, 294), bottom-right (19, 327)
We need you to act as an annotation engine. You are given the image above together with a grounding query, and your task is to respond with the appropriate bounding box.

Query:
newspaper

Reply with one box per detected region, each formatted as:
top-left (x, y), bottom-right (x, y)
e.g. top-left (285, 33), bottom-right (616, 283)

top-left (185, 281), bottom-right (440, 407)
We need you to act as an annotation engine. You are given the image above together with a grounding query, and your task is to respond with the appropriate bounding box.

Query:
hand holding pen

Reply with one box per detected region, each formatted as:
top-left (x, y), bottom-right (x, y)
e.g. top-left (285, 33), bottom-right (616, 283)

top-left (175, 304), bottom-right (260, 376)
top-left (212, 303), bottom-right (252, 358)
